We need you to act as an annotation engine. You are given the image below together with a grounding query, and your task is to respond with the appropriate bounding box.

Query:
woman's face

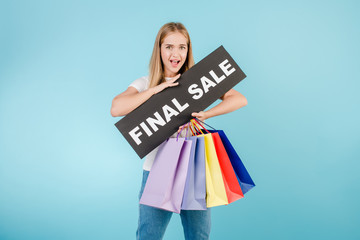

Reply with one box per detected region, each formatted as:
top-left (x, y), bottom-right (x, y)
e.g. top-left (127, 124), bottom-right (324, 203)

top-left (160, 32), bottom-right (188, 78)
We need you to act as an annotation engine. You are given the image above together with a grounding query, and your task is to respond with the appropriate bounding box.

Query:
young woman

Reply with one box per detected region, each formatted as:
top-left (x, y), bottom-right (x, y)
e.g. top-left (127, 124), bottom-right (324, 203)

top-left (110, 22), bottom-right (247, 240)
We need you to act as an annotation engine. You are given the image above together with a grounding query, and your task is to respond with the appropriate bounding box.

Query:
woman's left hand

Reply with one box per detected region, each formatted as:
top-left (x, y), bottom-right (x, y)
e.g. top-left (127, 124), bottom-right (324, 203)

top-left (191, 111), bottom-right (208, 122)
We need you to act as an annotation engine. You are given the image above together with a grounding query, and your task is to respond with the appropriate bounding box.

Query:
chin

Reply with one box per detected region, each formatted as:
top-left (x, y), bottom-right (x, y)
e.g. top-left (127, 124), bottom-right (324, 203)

top-left (176, 65), bottom-right (184, 72)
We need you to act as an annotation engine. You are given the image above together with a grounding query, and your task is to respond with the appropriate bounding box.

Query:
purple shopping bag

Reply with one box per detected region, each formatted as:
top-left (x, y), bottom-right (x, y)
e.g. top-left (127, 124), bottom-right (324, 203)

top-left (139, 137), bottom-right (192, 213)
top-left (181, 136), bottom-right (207, 210)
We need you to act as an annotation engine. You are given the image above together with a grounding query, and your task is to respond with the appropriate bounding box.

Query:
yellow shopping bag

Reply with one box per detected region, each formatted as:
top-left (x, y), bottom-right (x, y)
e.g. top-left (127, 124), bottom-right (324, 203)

top-left (202, 133), bottom-right (229, 207)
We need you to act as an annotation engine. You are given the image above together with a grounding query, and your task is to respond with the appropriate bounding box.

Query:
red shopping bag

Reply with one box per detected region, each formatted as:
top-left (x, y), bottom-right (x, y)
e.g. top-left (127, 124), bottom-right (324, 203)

top-left (211, 132), bottom-right (244, 203)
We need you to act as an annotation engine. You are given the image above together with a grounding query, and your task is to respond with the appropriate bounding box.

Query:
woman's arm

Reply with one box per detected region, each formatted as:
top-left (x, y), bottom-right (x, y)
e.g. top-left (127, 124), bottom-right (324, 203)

top-left (110, 87), bottom-right (154, 117)
top-left (110, 74), bottom-right (181, 117)
top-left (191, 89), bottom-right (247, 121)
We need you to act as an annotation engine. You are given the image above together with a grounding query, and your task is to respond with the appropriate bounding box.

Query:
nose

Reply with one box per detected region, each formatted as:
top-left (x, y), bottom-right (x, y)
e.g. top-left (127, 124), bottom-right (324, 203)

top-left (172, 48), bottom-right (180, 58)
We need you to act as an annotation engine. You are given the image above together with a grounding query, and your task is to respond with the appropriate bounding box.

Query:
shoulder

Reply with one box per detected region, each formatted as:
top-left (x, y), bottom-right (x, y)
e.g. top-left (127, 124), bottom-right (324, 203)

top-left (129, 76), bottom-right (149, 92)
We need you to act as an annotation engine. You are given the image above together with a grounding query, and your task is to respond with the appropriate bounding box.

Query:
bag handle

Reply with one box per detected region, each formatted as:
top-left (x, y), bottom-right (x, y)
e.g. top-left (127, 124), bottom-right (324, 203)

top-left (194, 118), bottom-right (216, 131)
top-left (188, 121), bottom-right (197, 136)
top-left (191, 119), bottom-right (210, 134)
top-left (176, 117), bottom-right (216, 139)
top-left (176, 123), bottom-right (189, 140)
top-left (187, 121), bottom-right (203, 136)
top-left (190, 119), bottom-right (203, 135)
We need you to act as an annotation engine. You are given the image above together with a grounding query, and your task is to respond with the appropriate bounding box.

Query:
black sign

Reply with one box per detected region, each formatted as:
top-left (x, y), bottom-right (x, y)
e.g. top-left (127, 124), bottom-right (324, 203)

top-left (115, 46), bottom-right (246, 158)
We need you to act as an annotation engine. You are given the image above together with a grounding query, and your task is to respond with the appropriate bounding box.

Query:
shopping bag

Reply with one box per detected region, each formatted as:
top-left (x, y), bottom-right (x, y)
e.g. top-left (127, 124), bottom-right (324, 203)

top-left (202, 133), bottom-right (228, 207)
top-left (139, 137), bottom-right (192, 213)
top-left (212, 130), bottom-right (255, 194)
top-left (181, 135), bottom-right (207, 210)
top-left (211, 131), bottom-right (244, 203)
top-left (194, 119), bottom-right (255, 194)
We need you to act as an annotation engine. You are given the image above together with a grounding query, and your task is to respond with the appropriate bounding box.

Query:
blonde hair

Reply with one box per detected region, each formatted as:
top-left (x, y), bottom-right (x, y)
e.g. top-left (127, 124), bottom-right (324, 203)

top-left (149, 22), bottom-right (194, 88)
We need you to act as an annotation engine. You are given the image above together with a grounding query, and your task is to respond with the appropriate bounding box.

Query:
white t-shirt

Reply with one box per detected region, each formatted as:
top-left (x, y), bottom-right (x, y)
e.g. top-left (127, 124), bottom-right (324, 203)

top-left (128, 76), bottom-right (189, 171)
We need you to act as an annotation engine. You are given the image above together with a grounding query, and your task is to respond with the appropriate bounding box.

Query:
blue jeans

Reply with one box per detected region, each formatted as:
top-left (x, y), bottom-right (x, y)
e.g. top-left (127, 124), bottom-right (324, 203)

top-left (136, 170), bottom-right (211, 240)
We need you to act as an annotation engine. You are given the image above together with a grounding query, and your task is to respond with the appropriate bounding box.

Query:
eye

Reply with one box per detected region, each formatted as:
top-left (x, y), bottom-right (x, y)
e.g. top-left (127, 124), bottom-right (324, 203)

top-left (180, 46), bottom-right (186, 50)
top-left (166, 45), bottom-right (172, 49)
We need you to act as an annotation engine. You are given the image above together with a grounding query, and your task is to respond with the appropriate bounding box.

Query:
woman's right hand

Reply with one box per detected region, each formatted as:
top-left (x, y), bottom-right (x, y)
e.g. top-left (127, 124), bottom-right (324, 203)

top-left (152, 74), bottom-right (181, 94)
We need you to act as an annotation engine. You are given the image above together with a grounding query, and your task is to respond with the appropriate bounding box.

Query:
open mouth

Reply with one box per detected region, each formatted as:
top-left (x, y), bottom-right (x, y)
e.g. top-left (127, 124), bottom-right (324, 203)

top-left (170, 60), bottom-right (181, 67)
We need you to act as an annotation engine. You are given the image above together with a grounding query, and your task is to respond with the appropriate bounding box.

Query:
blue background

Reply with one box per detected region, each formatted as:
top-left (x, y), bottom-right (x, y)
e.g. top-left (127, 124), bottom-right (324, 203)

top-left (1, 0), bottom-right (359, 239)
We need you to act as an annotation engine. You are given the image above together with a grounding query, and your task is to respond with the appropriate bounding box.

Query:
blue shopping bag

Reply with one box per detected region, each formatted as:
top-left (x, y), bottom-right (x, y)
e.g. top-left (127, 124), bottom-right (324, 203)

top-left (181, 136), bottom-right (207, 210)
top-left (211, 130), bottom-right (255, 194)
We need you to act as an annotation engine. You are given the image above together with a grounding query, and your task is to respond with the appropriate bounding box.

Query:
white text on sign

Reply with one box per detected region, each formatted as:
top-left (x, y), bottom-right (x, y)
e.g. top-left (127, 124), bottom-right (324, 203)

top-left (188, 59), bottom-right (236, 100)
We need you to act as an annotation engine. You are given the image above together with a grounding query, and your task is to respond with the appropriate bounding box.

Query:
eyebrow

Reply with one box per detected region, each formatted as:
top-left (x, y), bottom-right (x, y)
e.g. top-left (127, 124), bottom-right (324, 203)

top-left (163, 43), bottom-right (187, 47)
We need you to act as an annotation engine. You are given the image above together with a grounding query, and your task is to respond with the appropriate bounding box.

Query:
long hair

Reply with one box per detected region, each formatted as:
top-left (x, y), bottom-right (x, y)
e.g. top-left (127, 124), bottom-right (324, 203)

top-left (148, 22), bottom-right (194, 88)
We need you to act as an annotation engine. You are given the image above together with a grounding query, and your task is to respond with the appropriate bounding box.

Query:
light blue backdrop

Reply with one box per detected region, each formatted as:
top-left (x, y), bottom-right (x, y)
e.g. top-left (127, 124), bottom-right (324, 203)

top-left (1, 0), bottom-right (359, 239)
